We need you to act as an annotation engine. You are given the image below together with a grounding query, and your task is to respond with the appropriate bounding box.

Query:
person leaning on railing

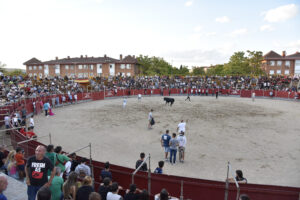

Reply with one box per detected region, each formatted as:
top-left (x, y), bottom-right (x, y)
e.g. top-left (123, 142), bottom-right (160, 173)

top-left (227, 169), bottom-right (247, 184)
top-left (154, 188), bottom-right (179, 200)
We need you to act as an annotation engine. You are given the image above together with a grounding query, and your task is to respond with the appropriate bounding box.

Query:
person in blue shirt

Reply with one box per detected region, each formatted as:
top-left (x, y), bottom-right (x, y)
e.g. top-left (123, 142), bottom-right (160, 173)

top-left (154, 161), bottom-right (164, 174)
top-left (43, 101), bottom-right (50, 117)
top-left (0, 175), bottom-right (8, 200)
top-left (100, 162), bottom-right (112, 181)
top-left (160, 130), bottom-right (171, 161)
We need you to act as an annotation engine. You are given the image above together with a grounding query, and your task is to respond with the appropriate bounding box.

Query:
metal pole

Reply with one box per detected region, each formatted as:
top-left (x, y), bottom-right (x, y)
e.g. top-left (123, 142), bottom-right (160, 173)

top-left (49, 133), bottom-right (52, 144)
top-left (89, 142), bottom-right (94, 179)
top-left (148, 153), bottom-right (151, 195)
top-left (180, 180), bottom-right (184, 200)
top-left (0, 127), bottom-right (22, 132)
top-left (224, 162), bottom-right (229, 200)
top-left (236, 187), bottom-right (240, 200)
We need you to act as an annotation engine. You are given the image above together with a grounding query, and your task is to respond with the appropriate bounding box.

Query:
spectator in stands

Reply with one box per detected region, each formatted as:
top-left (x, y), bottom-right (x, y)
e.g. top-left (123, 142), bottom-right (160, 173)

top-left (54, 146), bottom-right (70, 177)
top-left (0, 175), bottom-right (8, 200)
top-left (154, 161), bottom-right (164, 174)
top-left (177, 131), bottom-right (187, 163)
top-left (89, 192), bottom-right (102, 200)
top-left (70, 153), bottom-right (79, 172)
top-left (76, 176), bottom-right (94, 200)
top-left (25, 145), bottom-right (55, 200)
top-left (63, 172), bottom-right (78, 200)
top-left (137, 190), bottom-right (149, 200)
top-left (21, 106), bottom-right (26, 121)
top-left (75, 158), bottom-right (91, 177)
top-left (135, 152), bottom-right (147, 172)
top-left (36, 186), bottom-right (52, 200)
top-left (169, 133), bottom-right (179, 164)
top-left (4, 115), bottom-right (10, 134)
top-left (154, 188), bottom-right (178, 200)
top-left (160, 130), bottom-right (171, 161)
top-left (4, 150), bottom-right (18, 179)
top-left (0, 146), bottom-right (7, 173)
top-left (15, 147), bottom-right (25, 181)
top-left (45, 145), bottom-right (56, 176)
top-left (124, 184), bottom-right (141, 200)
top-left (239, 194), bottom-right (250, 200)
top-left (98, 177), bottom-right (112, 200)
top-left (228, 170), bottom-right (247, 184)
top-left (101, 162), bottom-right (112, 181)
top-left (25, 127), bottom-right (36, 138)
top-left (106, 182), bottom-right (123, 200)
top-left (50, 167), bottom-right (64, 200)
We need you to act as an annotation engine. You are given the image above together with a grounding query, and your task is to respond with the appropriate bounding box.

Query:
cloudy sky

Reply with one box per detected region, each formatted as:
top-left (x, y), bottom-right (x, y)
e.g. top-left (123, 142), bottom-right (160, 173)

top-left (0, 0), bottom-right (299, 69)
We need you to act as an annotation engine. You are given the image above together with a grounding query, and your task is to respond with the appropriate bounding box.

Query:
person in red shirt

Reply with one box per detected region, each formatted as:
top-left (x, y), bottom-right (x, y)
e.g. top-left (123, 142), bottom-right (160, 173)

top-left (19, 127), bottom-right (27, 137)
top-left (26, 127), bottom-right (37, 138)
top-left (15, 147), bottom-right (25, 181)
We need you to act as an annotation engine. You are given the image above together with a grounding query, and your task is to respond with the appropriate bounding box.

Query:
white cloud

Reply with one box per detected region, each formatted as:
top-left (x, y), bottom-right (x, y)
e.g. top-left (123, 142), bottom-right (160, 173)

top-left (194, 26), bottom-right (202, 32)
top-left (287, 40), bottom-right (300, 49)
top-left (230, 28), bottom-right (248, 37)
top-left (263, 4), bottom-right (298, 22)
top-left (185, 1), bottom-right (193, 7)
top-left (260, 24), bottom-right (274, 32)
top-left (205, 32), bottom-right (217, 36)
top-left (215, 16), bottom-right (230, 23)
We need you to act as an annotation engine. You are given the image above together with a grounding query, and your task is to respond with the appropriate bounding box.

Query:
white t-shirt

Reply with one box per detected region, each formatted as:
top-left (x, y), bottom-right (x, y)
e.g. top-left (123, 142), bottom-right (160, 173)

top-left (123, 99), bottom-right (127, 104)
top-left (4, 116), bottom-right (10, 126)
top-left (148, 112), bottom-right (153, 120)
top-left (138, 94), bottom-right (142, 99)
top-left (30, 118), bottom-right (34, 127)
top-left (177, 135), bottom-right (187, 147)
top-left (177, 122), bottom-right (186, 133)
top-left (106, 192), bottom-right (122, 200)
top-left (65, 160), bottom-right (72, 174)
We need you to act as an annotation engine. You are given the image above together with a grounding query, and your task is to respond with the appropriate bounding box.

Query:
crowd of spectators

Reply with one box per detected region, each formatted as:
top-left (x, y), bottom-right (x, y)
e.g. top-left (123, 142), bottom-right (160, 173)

top-left (0, 75), bottom-right (299, 106)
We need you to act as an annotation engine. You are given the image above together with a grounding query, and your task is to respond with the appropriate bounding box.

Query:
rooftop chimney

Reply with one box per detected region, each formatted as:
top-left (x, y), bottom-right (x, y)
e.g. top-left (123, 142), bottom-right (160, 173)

top-left (104, 54), bottom-right (107, 58)
top-left (67, 56), bottom-right (70, 59)
top-left (282, 51), bottom-right (286, 57)
top-left (80, 55), bottom-right (83, 58)
top-left (120, 54), bottom-right (123, 60)
top-left (133, 55), bottom-right (135, 58)
top-left (85, 55), bottom-right (87, 58)
top-left (55, 57), bottom-right (58, 60)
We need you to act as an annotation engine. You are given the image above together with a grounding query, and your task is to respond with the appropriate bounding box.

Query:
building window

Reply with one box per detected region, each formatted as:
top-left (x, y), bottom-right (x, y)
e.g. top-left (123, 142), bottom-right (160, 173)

top-left (78, 73), bottom-right (83, 78)
top-left (285, 70), bottom-right (289, 74)
top-left (84, 73), bottom-right (88, 78)
top-left (28, 66), bottom-right (32, 70)
top-left (90, 73), bottom-right (94, 77)
top-left (98, 65), bottom-right (102, 69)
top-left (33, 66), bottom-right (37, 70)
top-left (285, 61), bottom-right (290, 67)
top-left (127, 72), bottom-right (131, 76)
top-left (270, 61), bottom-right (275, 66)
top-left (120, 64), bottom-right (125, 69)
top-left (276, 70), bottom-right (281, 74)
top-left (65, 65), bottom-right (69, 70)
top-left (70, 65), bottom-right (74, 70)
top-left (83, 65), bottom-right (88, 69)
top-left (126, 64), bottom-right (131, 69)
top-left (78, 65), bottom-right (82, 69)
top-left (277, 61), bottom-right (282, 66)
top-left (29, 73), bottom-right (32, 77)
top-left (34, 73), bottom-right (37, 77)
top-left (110, 65), bottom-right (112, 69)
top-left (90, 65), bottom-right (93, 70)
top-left (39, 73), bottom-right (43, 78)
top-left (39, 66), bottom-right (43, 70)
top-left (270, 70), bottom-right (274, 75)
top-left (97, 73), bottom-right (102, 76)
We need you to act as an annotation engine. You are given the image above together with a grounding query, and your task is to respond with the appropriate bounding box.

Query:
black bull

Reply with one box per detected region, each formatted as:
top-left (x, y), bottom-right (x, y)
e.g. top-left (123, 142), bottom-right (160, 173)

top-left (163, 97), bottom-right (175, 106)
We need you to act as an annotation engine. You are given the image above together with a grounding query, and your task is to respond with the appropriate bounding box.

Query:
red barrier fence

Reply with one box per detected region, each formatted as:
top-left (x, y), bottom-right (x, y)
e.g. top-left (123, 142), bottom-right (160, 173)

top-left (3, 89), bottom-right (300, 200)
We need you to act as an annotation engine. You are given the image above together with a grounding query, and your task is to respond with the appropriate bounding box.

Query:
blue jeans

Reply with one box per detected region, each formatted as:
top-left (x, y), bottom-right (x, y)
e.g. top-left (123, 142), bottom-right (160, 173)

top-left (170, 149), bottom-right (177, 164)
top-left (28, 185), bottom-right (42, 200)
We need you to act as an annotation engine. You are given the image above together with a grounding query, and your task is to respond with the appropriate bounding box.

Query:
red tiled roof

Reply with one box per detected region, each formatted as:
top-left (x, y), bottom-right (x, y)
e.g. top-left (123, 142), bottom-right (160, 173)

top-left (43, 56), bottom-right (119, 65)
top-left (286, 52), bottom-right (300, 59)
top-left (119, 55), bottom-right (138, 64)
top-left (23, 58), bottom-right (43, 65)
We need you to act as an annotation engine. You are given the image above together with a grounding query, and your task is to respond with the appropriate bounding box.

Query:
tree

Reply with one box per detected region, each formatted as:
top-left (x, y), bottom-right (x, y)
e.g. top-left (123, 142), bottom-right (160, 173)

top-left (0, 62), bottom-right (7, 74)
top-left (246, 50), bottom-right (265, 75)
top-left (192, 67), bottom-right (206, 76)
top-left (223, 51), bottom-right (250, 75)
top-left (5, 69), bottom-right (26, 77)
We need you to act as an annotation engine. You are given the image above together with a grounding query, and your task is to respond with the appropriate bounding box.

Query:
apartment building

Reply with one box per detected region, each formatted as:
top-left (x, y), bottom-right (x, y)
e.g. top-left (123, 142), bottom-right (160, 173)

top-left (24, 54), bottom-right (139, 78)
top-left (262, 51), bottom-right (300, 76)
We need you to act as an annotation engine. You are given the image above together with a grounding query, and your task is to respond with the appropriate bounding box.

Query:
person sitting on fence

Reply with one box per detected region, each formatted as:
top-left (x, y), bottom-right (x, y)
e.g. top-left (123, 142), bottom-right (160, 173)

top-left (154, 188), bottom-right (179, 200)
top-left (101, 161), bottom-right (112, 181)
top-left (98, 177), bottom-right (112, 200)
top-left (75, 158), bottom-right (91, 177)
top-left (227, 170), bottom-right (247, 184)
top-left (25, 127), bottom-right (37, 138)
top-left (15, 147), bottom-right (25, 181)
top-left (135, 152), bottom-right (147, 172)
top-left (154, 161), bottom-right (164, 174)
top-left (106, 182), bottom-right (123, 200)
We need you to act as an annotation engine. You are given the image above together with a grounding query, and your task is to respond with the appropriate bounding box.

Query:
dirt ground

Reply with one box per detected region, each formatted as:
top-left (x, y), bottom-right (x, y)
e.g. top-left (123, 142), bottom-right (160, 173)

top-left (35, 96), bottom-right (300, 187)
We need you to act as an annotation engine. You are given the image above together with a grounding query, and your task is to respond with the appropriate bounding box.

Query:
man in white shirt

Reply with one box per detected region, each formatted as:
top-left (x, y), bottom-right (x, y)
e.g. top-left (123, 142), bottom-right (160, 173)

top-left (122, 98), bottom-right (127, 109)
top-left (107, 182), bottom-right (123, 200)
top-left (4, 115), bottom-right (10, 130)
top-left (29, 116), bottom-right (34, 129)
top-left (177, 131), bottom-right (187, 163)
top-left (177, 120), bottom-right (187, 133)
top-left (148, 109), bottom-right (153, 129)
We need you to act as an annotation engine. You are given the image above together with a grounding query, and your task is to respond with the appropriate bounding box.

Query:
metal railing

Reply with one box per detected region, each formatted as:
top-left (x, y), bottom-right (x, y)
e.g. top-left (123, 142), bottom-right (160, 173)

top-left (131, 153), bottom-right (151, 194)
top-left (224, 162), bottom-right (240, 200)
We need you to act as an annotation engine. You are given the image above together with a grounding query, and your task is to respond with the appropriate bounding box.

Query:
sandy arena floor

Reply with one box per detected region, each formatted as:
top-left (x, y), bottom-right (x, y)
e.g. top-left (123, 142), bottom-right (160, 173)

top-left (35, 96), bottom-right (300, 187)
